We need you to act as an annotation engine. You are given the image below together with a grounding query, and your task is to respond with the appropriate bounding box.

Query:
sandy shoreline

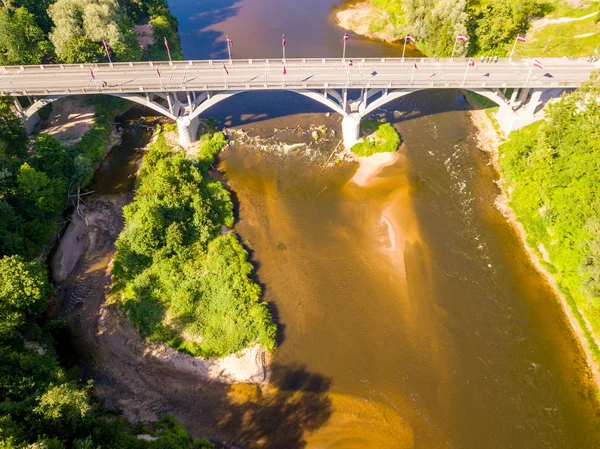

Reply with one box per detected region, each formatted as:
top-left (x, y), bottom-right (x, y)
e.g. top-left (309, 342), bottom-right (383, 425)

top-left (336, 1), bottom-right (401, 43)
top-left (468, 105), bottom-right (600, 389)
top-left (351, 151), bottom-right (400, 186)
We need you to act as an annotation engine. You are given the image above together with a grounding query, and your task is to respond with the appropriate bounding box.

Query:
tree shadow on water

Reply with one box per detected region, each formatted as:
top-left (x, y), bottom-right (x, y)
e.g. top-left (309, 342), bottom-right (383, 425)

top-left (216, 363), bottom-right (333, 449)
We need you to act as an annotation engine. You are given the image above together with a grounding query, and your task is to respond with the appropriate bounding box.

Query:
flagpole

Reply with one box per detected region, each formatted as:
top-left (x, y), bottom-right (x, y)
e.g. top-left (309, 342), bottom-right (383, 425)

top-left (450, 39), bottom-right (457, 60)
top-left (402, 35), bottom-right (407, 61)
top-left (509, 36), bottom-right (518, 60)
top-left (462, 62), bottom-right (470, 86)
top-left (282, 35), bottom-right (286, 62)
top-left (265, 60), bottom-right (269, 84)
top-left (410, 63), bottom-right (416, 86)
top-left (524, 61), bottom-right (535, 85)
top-left (226, 36), bottom-right (232, 62)
top-left (343, 39), bottom-right (346, 62)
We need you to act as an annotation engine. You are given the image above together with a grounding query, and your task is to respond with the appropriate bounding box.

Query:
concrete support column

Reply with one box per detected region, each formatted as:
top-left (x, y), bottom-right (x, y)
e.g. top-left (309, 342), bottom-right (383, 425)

top-left (518, 88), bottom-right (530, 104)
top-left (509, 89), bottom-right (519, 106)
top-left (526, 89), bottom-right (543, 115)
top-left (24, 113), bottom-right (40, 134)
top-left (166, 94), bottom-right (175, 115)
top-left (177, 115), bottom-right (200, 148)
top-left (342, 113), bottom-right (361, 149)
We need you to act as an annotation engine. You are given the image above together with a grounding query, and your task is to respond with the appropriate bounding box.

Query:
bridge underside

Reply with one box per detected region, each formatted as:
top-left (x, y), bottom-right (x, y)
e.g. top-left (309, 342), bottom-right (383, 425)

top-left (15, 86), bottom-right (553, 149)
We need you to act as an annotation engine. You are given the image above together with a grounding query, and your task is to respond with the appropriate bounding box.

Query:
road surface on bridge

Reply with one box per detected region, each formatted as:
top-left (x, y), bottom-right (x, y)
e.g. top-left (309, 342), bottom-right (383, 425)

top-left (0, 58), bottom-right (596, 96)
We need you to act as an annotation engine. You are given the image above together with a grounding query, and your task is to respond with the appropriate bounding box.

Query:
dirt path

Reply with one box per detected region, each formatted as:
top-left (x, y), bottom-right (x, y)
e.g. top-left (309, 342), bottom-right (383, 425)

top-left (528, 10), bottom-right (598, 33)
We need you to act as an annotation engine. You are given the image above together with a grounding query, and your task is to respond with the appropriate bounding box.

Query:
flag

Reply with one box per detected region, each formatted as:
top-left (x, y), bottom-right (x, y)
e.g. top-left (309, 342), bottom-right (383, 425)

top-left (282, 34), bottom-right (286, 47)
top-left (456, 33), bottom-right (468, 42)
top-left (468, 58), bottom-right (476, 67)
top-left (223, 63), bottom-right (229, 75)
top-left (156, 67), bottom-right (161, 77)
top-left (517, 34), bottom-right (527, 43)
top-left (414, 62), bottom-right (418, 69)
top-left (89, 68), bottom-right (95, 79)
top-left (282, 61), bottom-right (287, 75)
top-left (406, 34), bottom-right (416, 44)
top-left (348, 59), bottom-right (353, 66)
top-left (102, 39), bottom-right (110, 55)
top-left (343, 33), bottom-right (349, 41)
top-left (533, 59), bottom-right (544, 69)
top-left (164, 37), bottom-right (171, 57)
top-left (226, 35), bottom-right (233, 47)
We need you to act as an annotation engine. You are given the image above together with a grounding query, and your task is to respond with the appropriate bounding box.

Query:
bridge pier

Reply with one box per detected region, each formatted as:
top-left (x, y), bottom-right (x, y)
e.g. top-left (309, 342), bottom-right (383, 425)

top-left (177, 116), bottom-right (200, 148)
top-left (342, 113), bottom-right (361, 149)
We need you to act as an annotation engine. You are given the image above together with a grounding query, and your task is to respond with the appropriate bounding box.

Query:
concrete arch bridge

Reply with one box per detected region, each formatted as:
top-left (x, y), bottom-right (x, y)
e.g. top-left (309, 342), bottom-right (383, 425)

top-left (1, 57), bottom-right (597, 148)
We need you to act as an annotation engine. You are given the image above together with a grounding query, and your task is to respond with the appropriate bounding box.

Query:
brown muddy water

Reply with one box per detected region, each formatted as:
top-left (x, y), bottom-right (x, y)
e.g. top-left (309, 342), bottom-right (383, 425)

top-left (215, 93), bottom-right (600, 448)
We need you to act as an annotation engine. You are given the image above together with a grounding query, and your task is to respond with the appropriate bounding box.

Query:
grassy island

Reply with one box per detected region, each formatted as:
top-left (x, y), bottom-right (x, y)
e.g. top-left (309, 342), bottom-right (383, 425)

top-left (351, 120), bottom-right (401, 157)
top-left (112, 128), bottom-right (277, 357)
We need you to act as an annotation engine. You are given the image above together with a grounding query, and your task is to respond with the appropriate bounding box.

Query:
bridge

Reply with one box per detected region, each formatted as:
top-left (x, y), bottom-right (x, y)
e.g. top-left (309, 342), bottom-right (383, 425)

top-left (1, 57), bottom-right (597, 148)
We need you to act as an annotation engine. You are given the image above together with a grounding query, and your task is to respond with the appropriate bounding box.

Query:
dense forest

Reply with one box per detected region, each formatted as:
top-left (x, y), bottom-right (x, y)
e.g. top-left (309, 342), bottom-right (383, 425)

top-left (0, 1), bottom-right (212, 447)
top-left (499, 73), bottom-right (600, 360)
top-left (365, 0), bottom-right (598, 56)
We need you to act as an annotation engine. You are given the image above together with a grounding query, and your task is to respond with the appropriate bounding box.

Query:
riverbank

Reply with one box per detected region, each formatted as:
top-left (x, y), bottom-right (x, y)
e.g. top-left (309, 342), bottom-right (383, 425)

top-left (53, 126), bottom-right (271, 387)
top-left (467, 104), bottom-right (600, 390)
top-left (336, 1), bottom-right (403, 43)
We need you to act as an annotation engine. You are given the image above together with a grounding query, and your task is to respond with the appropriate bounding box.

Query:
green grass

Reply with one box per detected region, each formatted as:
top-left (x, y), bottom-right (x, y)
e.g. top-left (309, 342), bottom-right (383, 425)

top-left (517, 14), bottom-right (599, 57)
top-left (351, 120), bottom-right (401, 157)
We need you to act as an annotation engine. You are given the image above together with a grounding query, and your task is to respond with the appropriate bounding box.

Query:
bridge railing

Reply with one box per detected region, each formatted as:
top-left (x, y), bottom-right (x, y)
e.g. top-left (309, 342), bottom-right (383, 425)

top-left (3, 79), bottom-right (583, 97)
top-left (0, 56), bottom-right (595, 72)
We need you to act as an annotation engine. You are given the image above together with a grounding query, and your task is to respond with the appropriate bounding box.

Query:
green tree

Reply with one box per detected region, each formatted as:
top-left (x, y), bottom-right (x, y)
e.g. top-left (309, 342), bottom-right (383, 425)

top-left (0, 255), bottom-right (50, 339)
top-left (0, 105), bottom-right (28, 161)
top-left (48, 0), bottom-right (140, 63)
top-left (16, 163), bottom-right (63, 220)
top-left (60, 36), bottom-right (105, 64)
top-left (30, 134), bottom-right (71, 181)
top-left (13, 0), bottom-right (55, 33)
top-left (0, 7), bottom-right (51, 65)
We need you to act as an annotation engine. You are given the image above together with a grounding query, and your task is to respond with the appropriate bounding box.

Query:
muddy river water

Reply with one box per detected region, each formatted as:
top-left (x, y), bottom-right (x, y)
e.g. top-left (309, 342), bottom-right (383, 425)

top-left (69, 0), bottom-right (600, 447)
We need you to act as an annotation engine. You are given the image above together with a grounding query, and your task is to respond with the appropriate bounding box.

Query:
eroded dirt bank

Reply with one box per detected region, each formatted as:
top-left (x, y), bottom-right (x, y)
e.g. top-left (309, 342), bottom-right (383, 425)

top-left (51, 116), bottom-right (341, 448)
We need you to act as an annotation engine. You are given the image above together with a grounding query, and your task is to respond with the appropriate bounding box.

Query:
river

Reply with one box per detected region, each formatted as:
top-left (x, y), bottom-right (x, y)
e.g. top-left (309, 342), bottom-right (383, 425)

top-left (87, 0), bottom-right (600, 447)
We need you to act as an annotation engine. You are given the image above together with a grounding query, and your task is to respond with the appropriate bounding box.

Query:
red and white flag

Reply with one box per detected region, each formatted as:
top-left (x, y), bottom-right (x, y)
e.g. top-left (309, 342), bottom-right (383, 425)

top-left (468, 58), bottom-right (476, 67)
top-left (156, 67), bottom-right (161, 78)
top-left (533, 59), bottom-right (544, 69)
top-left (89, 68), bottom-right (95, 79)
top-left (282, 34), bottom-right (286, 47)
top-left (223, 63), bottom-right (229, 75)
top-left (414, 62), bottom-right (418, 69)
top-left (164, 37), bottom-right (171, 57)
top-left (348, 59), bottom-right (353, 66)
top-left (343, 33), bottom-right (349, 41)
top-left (517, 34), bottom-right (527, 43)
top-left (102, 39), bottom-right (110, 55)
top-left (226, 35), bottom-right (233, 47)
top-left (406, 34), bottom-right (416, 44)
top-left (456, 33), bottom-right (468, 42)
top-left (282, 61), bottom-right (287, 75)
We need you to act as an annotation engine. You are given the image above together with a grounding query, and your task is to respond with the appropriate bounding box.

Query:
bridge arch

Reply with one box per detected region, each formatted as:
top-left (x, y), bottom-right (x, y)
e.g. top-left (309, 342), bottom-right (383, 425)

top-left (359, 87), bottom-right (510, 118)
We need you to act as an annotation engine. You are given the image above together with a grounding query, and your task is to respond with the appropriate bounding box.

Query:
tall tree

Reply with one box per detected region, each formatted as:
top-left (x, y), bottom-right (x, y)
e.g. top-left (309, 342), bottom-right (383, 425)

top-left (48, 0), bottom-right (141, 62)
top-left (0, 255), bottom-right (50, 339)
top-left (0, 6), bottom-right (51, 65)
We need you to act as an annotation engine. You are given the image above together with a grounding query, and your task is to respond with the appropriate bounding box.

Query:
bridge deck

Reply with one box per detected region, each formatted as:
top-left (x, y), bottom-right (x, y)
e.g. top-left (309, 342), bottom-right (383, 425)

top-left (0, 58), bottom-right (596, 96)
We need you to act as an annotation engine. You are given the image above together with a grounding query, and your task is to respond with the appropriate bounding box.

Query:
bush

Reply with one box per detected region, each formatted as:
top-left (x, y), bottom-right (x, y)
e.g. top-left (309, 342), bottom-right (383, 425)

top-left (351, 120), bottom-right (401, 157)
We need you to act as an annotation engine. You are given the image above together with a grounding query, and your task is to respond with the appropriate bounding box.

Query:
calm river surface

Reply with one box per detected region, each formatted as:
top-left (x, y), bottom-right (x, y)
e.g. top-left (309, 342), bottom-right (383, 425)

top-left (167, 1), bottom-right (600, 447)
